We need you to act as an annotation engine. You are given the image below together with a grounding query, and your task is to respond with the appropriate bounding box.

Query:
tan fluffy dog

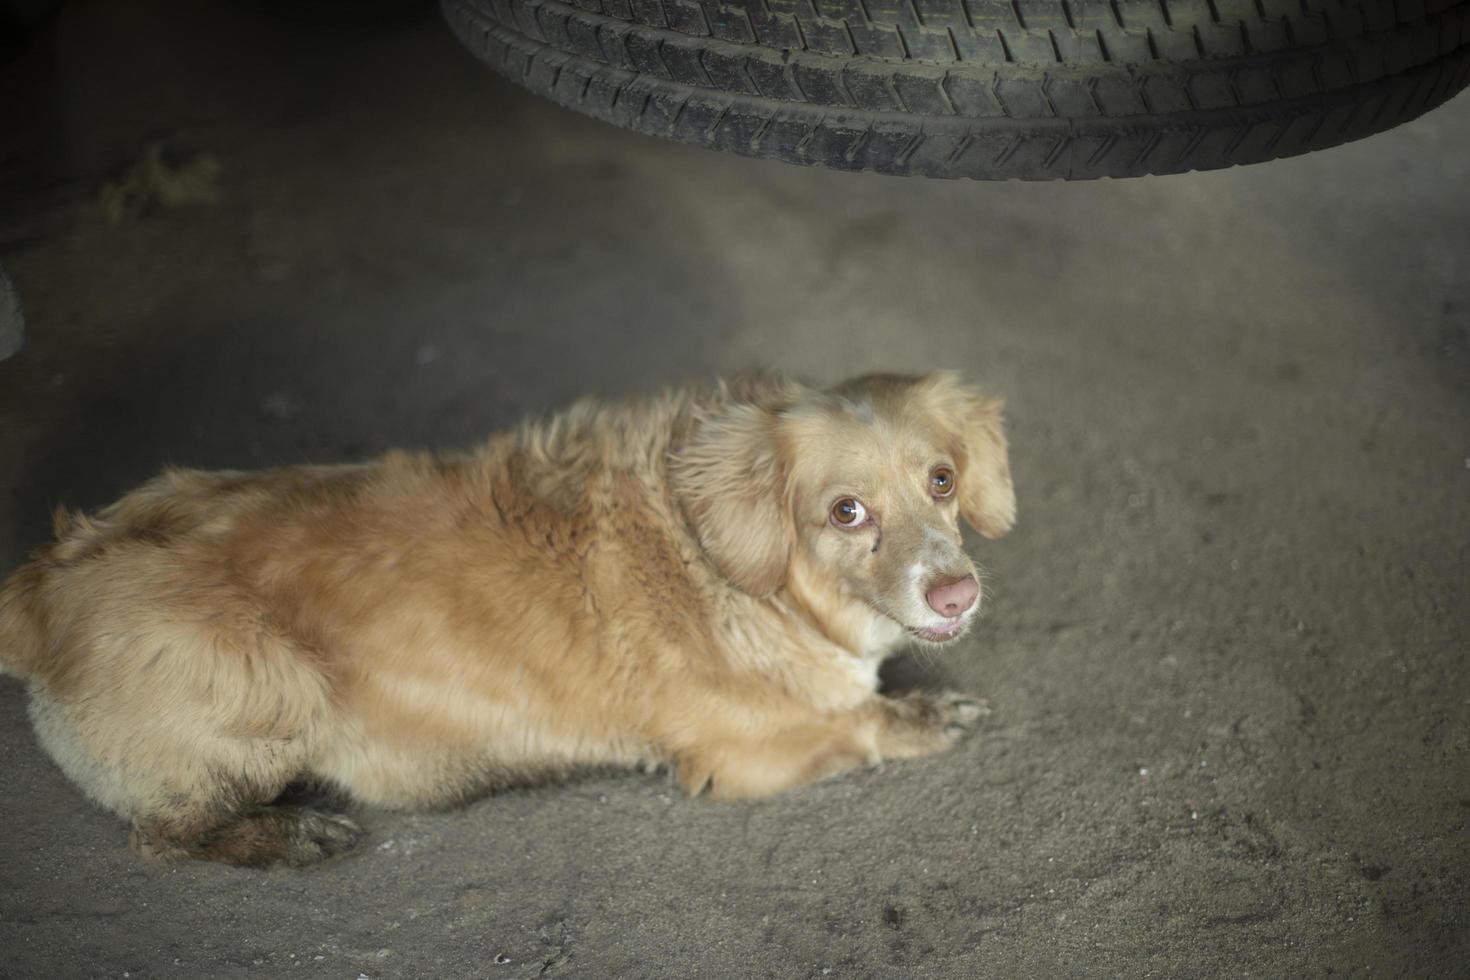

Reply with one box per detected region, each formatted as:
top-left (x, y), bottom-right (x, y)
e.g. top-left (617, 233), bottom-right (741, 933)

top-left (0, 372), bottom-right (1015, 867)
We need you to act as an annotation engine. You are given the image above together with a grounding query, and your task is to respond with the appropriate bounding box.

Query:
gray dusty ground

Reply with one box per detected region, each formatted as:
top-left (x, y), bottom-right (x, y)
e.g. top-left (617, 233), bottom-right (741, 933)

top-left (0, 2), bottom-right (1467, 977)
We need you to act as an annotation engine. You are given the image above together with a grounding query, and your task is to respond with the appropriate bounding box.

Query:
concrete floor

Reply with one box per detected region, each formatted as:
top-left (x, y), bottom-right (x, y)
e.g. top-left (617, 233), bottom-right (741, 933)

top-left (1, 2), bottom-right (1467, 977)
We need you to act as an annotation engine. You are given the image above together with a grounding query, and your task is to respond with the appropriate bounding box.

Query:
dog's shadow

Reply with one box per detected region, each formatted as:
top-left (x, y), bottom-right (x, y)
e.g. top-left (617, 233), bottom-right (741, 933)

top-left (878, 652), bottom-right (953, 695)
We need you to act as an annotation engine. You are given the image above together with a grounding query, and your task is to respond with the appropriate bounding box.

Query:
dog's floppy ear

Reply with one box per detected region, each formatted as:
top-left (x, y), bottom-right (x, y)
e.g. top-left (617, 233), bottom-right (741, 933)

top-left (669, 398), bottom-right (794, 598)
top-left (919, 372), bottom-right (1016, 539)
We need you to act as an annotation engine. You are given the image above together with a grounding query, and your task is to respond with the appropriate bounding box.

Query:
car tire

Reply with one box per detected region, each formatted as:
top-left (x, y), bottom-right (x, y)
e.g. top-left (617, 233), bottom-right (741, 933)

top-left (442, 0), bottom-right (1470, 178)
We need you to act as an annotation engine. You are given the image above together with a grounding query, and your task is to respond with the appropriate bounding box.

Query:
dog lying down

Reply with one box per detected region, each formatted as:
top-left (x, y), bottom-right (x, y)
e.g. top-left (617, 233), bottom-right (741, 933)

top-left (0, 372), bottom-right (1015, 867)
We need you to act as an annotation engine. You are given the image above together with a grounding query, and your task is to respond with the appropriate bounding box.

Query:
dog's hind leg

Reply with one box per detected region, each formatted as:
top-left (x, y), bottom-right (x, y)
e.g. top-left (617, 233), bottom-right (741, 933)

top-left (129, 805), bottom-right (363, 868)
top-left (22, 586), bottom-right (366, 868)
top-left (30, 686), bottom-right (361, 868)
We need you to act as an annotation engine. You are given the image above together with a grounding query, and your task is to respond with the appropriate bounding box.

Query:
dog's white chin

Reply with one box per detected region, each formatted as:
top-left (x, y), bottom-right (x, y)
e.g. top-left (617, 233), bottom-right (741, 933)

top-left (906, 619), bottom-right (969, 644)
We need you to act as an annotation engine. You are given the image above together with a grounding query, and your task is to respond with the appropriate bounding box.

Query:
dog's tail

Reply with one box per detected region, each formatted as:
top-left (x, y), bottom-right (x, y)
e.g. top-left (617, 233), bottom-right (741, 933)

top-left (0, 510), bottom-right (70, 681)
top-left (0, 558), bottom-right (51, 681)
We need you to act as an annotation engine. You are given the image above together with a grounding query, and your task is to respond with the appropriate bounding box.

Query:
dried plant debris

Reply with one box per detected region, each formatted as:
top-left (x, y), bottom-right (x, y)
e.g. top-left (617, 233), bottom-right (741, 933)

top-left (98, 143), bottom-right (222, 227)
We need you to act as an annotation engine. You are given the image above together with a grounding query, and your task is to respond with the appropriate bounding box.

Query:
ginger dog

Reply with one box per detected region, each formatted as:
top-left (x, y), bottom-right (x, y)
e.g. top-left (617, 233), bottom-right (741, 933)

top-left (0, 372), bottom-right (1015, 867)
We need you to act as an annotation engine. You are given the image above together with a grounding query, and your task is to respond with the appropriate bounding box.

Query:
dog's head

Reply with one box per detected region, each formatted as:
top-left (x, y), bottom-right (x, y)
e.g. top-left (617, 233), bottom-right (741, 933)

top-left (671, 372), bottom-right (1014, 647)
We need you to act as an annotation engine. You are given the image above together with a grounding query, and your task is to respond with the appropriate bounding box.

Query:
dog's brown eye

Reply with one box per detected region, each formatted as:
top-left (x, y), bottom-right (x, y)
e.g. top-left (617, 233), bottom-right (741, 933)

top-left (830, 498), bottom-right (867, 527)
top-left (930, 467), bottom-right (956, 498)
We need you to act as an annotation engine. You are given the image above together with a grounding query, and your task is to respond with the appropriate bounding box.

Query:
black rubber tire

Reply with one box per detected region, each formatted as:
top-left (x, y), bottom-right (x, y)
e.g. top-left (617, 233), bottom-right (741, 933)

top-left (443, 0), bottom-right (1470, 178)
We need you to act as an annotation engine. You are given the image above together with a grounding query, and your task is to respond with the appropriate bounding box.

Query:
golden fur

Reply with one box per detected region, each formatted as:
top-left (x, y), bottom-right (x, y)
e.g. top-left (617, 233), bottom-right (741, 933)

top-left (0, 372), bottom-right (1015, 867)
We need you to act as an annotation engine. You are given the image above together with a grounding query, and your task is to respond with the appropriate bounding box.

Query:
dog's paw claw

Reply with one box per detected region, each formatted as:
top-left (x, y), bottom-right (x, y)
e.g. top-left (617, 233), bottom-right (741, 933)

top-left (936, 691), bottom-right (990, 727)
top-left (885, 690), bottom-right (990, 744)
top-left (289, 809), bottom-right (364, 864)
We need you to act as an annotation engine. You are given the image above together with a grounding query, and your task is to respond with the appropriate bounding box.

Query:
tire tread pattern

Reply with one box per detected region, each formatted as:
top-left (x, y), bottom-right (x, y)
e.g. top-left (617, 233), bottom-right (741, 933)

top-left (479, 0), bottom-right (1468, 119)
top-left (443, 0), bottom-right (1470, 177)
top-left (548, 0), bottom-right (1437, 67)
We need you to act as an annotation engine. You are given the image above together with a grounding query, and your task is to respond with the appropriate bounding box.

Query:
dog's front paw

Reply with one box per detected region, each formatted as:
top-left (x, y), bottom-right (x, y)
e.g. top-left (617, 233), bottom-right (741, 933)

top-left (879, 690), bottom-right (989, 756)
top-left (924, 690), bottom-right (991, 739)
top-left (934, 691), bottom-right (991, 731)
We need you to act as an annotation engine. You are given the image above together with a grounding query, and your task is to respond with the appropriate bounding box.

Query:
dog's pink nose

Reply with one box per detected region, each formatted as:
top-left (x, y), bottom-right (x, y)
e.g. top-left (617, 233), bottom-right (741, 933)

top-left (925, 575), bottom-right (978, 618)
